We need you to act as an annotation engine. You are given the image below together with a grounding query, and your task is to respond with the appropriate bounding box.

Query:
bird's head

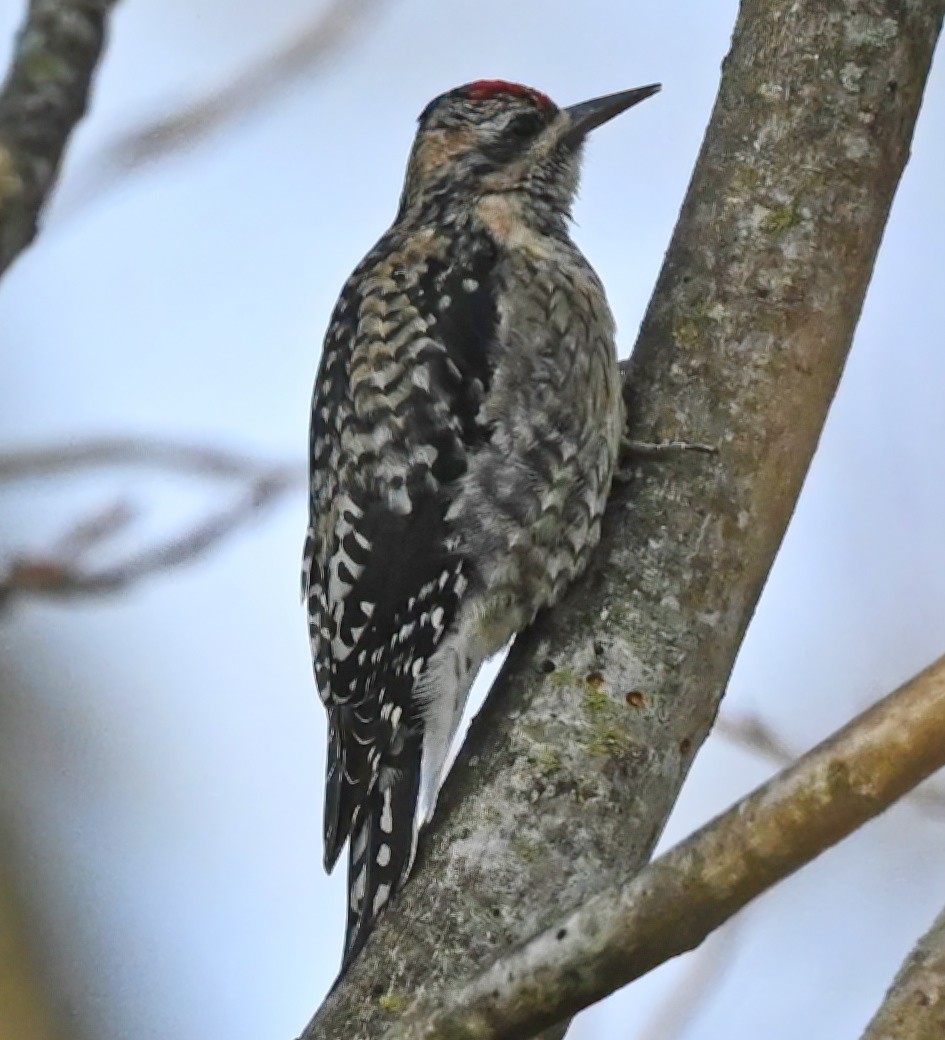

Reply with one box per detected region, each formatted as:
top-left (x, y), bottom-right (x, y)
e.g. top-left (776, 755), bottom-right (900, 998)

top-left (397, 80), bottom-right (660, 221)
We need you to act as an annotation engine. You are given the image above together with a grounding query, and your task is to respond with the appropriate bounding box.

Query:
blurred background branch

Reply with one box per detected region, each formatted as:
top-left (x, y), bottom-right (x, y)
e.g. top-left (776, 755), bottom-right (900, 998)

top-left (0, 436), bottom-right (297, 482)
top-left (58, 0), bottom-right (390, 218)
top-left (630, 921), bottom-right (743, 1040)
top-left (0, 854), bottom-right (65, 1040)
top-left (0, 0), bottom-right (119, 275)
top-left (716, 713), bottom-right (945, 817)
top-left (0, 437), bottom-right (303, 613)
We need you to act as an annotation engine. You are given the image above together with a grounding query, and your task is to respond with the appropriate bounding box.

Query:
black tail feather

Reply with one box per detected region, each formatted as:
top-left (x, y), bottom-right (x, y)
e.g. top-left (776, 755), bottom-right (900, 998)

top-left (323, 712), bottom-right (356, 872)
top-left (338, 736), bottom-right (422, 976)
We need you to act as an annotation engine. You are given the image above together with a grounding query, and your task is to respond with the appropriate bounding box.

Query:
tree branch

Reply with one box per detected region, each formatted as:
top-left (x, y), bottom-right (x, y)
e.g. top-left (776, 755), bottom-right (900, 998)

top-left (388, 654), bottom-right (945, 1040)
top-left (861, 904), bottom-right (945, 1040)
top-left (304, 1), bottom-right (945, 1036)
top-left (0, 0), bottom-right (118, 276)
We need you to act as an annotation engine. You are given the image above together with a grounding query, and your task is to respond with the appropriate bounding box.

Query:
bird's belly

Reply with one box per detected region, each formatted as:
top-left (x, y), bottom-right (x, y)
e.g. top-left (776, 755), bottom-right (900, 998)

top-left (455, 328), bottom-right (623, 651)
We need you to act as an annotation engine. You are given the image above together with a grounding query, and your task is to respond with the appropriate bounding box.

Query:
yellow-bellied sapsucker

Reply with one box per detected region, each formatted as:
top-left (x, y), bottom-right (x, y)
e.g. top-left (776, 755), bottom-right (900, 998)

top-left (303, 79), bottom-right (659, 972)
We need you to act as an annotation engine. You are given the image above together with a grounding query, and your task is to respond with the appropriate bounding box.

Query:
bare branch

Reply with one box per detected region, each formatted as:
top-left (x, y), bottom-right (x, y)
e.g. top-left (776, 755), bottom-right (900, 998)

top-left (0, 436), bottom-right (303, 612)
top-left (390, 654), bottom-right (945, 1040)
top-left (48, 500), bottom-right (137, 556)
top-left (59, 0), bottom-right (389, 216)
top-left (305, 3), bottom-right (945, 1037)
top-left (861, 905), bottom-right (945, 1040)
top-left (0, 0), bottom-right (118, 276)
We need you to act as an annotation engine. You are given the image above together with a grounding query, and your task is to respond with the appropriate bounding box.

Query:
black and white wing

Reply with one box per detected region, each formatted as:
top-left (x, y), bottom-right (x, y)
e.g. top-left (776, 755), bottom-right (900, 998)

top-left (302, 228), bottom-right (497, 972)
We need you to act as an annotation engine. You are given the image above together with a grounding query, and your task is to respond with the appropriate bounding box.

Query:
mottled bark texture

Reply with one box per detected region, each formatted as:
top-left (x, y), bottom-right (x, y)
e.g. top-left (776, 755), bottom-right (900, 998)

top-left (0, 0), bottom-right (117, 276)
top-left (862, 904), bottom-right (945, 1040)
top-left (389, 655), bottom-right (945, 1040)
top-left (304, 2), bottom-right (944, 1037)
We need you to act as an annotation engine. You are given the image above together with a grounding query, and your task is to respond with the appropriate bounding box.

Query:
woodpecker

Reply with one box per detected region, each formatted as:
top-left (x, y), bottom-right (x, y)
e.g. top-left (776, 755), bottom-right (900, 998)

top-left (303, 79), bottom-right (659, 973)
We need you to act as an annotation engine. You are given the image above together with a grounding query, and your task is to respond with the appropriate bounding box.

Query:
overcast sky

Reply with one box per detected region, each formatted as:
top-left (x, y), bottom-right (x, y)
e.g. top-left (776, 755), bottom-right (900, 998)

top-left (1, 2), bottom-right (943, 1039)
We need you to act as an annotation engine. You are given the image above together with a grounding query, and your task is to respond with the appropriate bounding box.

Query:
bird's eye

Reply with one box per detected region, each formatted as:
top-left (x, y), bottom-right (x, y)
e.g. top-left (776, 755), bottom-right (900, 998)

top-left (505, 112), bottom-right (544, 140)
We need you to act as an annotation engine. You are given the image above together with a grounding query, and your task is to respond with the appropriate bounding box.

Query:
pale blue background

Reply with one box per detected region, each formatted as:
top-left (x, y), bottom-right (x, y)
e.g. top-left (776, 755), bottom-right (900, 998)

top-left (1, 2), bottom-right (943, 1038)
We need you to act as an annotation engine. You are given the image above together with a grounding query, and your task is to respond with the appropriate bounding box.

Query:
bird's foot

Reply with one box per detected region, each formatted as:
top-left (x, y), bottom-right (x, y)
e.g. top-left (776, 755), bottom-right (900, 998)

top-left (621, 437), bottom-right (718, 459)
top-left (615, 437), bottom-right (717, 483)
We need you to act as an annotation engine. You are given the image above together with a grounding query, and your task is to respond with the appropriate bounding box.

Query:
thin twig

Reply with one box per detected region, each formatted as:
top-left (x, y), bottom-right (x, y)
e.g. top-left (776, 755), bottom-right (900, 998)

top-left (389, 653), bottom-right (945, 1040)
top-left (715, 713), bottom-right (795, 765)
top-left (50, 500), bottom-right (137, 556)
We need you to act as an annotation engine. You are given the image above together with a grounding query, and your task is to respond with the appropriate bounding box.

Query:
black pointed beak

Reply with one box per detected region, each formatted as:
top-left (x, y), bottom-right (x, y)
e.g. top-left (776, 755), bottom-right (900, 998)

top-left (562, 84), bottom-right (661, 146)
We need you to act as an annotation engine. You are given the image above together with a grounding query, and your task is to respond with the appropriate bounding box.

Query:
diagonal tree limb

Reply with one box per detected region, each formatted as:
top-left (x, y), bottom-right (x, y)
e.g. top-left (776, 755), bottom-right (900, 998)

top-left (303, 1), bottom-right (945, 1037)
top-left (389, 654), bottom-right (945, 1040)
top-left (861, 904), bottom-right (945, 1040)
top-left (0, 0), bottom-right (119, 276)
